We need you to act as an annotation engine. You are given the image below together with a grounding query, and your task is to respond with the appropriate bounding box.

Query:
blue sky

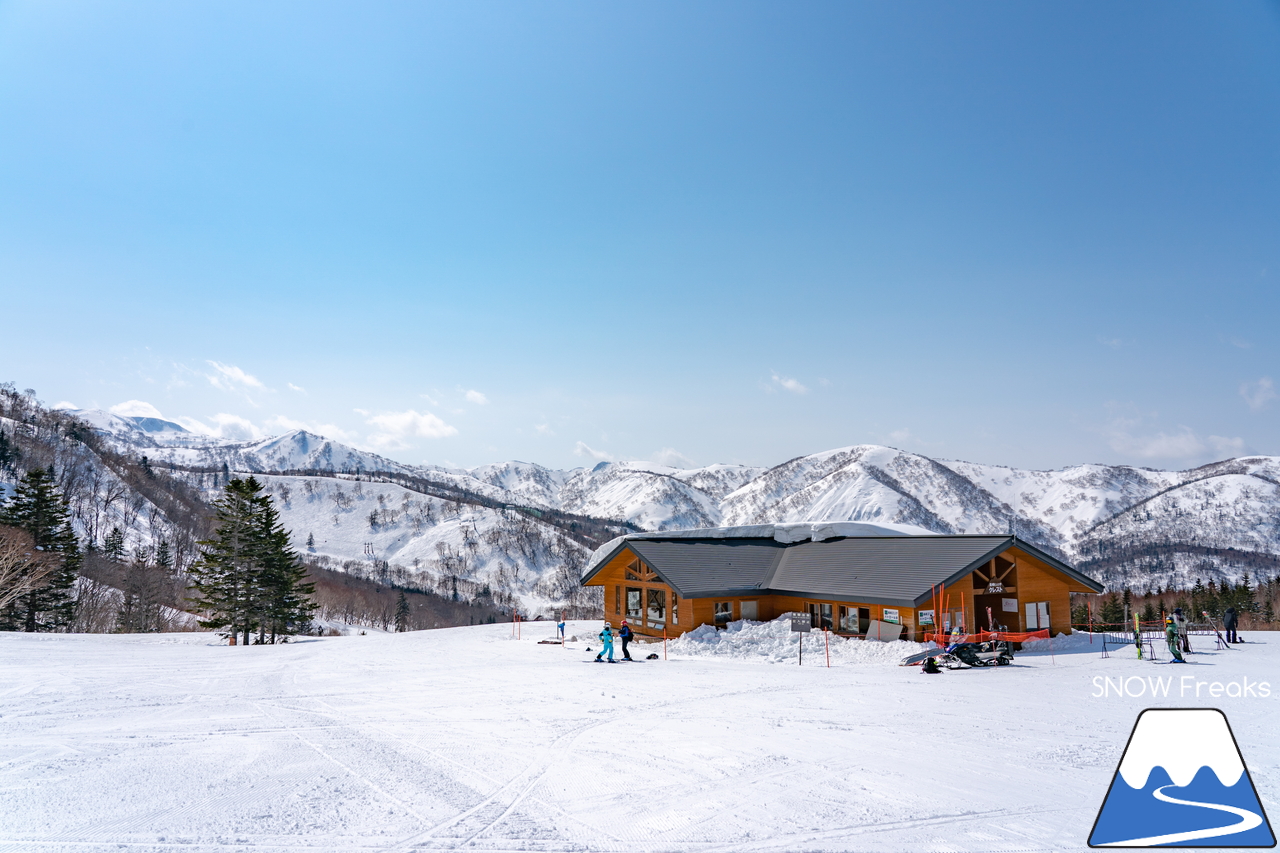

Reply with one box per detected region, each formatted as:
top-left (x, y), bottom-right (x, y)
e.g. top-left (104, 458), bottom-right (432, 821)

top-left (2, 2), bottom-right (1278, 472)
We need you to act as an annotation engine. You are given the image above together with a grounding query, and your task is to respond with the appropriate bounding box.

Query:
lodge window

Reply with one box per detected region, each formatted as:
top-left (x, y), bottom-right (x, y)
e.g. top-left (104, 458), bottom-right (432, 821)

top-left (671, 592), bottom-right (679, 624)
top-left (614, 585), bottom-right (621, 614)
top-left (1026, 601), bottom-right (1050, 630)
top-left (646, 588), bottom-right (666, 629)
top-left (839, 605), bottom-right (869, 633)
top-left (807, 602), bottom-right (833, 630)
top-left (626, 588), bottom-right (643, 619)
top-left (714, 601), bottom-right (732, 626)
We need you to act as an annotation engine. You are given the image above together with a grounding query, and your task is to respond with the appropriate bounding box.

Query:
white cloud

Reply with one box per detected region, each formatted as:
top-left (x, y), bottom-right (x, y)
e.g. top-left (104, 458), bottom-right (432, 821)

top-left (770, 372), bottom-right (808, 394)
top-left (206, 361), bottom-right (266, 393)
top-left (535, 423), bottom-right (555, 436)
top-left (365, 409), bottom-right (457, 449)
top-left (175, 413), bottom-right (264, 442)
top-left (465, 389), bottom-right (488, 405)
top-left (1097, 336), bottom-right (1123, 349)
top-left (651, 447), bottom-right (694, 469)
top-left (287, 382), bottom-right (306, 393)
top-left (1106, 419), bottom-right (1245, 462)
top-left (888, 428), bottom-right (913, 444)
top-left (574, 441), bottom-right (613, 462)
top-left (420, 392), bottom-right (440, 406)
top-left (1208, 435), bottom-right (1246, 456)
top-left (263, 414), bottom-right (356, 442)
top-left (110, 400), bottom-right (166, 419)
top-left (1240, 377), bottom-right (1275, 412)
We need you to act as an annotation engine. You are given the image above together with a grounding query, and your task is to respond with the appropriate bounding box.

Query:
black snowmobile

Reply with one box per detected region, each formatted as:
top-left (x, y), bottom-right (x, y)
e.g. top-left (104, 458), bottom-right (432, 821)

top-left (948, 640), bottom-right (1014, 667)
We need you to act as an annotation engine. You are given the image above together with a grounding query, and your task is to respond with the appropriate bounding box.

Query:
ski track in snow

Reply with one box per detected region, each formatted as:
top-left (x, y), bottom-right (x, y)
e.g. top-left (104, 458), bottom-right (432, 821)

top-left (0, 627), bottom-right (1275, 853)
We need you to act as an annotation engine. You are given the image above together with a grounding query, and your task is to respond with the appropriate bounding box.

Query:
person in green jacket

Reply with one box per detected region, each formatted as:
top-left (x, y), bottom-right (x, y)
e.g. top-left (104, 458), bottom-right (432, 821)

top-left (1166, 616), bottom-right (1185, 663)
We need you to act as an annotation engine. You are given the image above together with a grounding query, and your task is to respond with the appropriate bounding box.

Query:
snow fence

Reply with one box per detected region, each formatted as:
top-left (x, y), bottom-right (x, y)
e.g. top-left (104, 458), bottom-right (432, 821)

top-left (665, 616), bottom-right (926, 666)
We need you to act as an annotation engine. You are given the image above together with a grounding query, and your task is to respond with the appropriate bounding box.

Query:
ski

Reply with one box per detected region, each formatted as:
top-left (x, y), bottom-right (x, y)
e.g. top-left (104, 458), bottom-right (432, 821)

top-left (1133, 613), bottom-right (1143, 660)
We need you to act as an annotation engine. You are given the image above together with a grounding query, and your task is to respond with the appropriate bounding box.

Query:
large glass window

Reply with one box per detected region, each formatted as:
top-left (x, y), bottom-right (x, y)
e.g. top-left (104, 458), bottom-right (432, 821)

top-left (671, 592), bottom-right (679, 624)
top-left (646, 588), bottom-right (666, 629)
top-left (626, 588), bottom-right (642, 619)
top-left (807, 602), bottom-right (833, 630)
top-left (714, 601), bottom-right (732, 626)
top-left (615, 585), bottom-right (621, 614)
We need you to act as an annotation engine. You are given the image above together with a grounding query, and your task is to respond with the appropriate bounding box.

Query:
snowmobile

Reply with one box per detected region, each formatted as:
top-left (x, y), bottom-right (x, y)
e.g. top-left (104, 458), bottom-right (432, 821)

top-left (946, 640), bottom-right (1014, 667)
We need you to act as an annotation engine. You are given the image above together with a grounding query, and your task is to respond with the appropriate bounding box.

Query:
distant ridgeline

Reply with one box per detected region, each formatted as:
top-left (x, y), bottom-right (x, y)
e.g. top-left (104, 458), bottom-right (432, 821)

top-left (3, 381), bottom-right (1280, 632)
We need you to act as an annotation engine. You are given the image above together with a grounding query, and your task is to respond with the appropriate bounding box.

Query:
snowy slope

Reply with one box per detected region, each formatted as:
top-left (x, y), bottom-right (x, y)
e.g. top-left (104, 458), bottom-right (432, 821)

top-left (64, 407), bottom-right (1280, 589)
top-left (2, 625), bottom-right (1275, 852)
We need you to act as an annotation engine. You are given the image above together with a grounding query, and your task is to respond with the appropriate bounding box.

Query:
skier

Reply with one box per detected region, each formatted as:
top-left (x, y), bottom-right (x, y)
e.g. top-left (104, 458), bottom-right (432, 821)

top-left (595, 624), bottom-right (616, 663)
top-left (921, 656), bottom-right (943, 674)
top-left (1172, 607), bottom-right (1190, 653)
top-left (557, 618), bottom-right (566, 642)
top-left (618, 619), bottom-right (634, 661)
top-left (1165, 616), bottom-right (1185, 663)
top-left (1223, 607), bottom-right (1239, 644)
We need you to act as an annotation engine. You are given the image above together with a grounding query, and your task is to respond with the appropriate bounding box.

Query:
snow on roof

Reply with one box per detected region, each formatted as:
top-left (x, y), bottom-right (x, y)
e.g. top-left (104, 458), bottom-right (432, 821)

top-left (583, 520), bottom-right (934, 577)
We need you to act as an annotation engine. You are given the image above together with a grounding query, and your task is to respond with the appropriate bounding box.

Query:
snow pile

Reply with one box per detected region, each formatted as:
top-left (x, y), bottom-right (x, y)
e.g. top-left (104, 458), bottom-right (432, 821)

top-left (666, 616), bottom-right (925, 665)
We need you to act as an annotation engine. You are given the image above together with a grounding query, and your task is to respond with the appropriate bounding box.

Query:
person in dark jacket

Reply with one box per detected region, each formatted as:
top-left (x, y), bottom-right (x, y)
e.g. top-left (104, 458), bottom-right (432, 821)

top-left (1223, 607), bottom-right (1239, 644)
top-left (618, 620), bottom-right (634, 660)
top-left (1173, 608), bottom-right (1191, 653)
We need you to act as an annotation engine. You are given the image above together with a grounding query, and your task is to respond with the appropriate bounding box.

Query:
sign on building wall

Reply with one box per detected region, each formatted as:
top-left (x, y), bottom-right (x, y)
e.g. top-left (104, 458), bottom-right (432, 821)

top-left (882, 608), bottom-right (900, 624)
top-left (1003, 598), bottom-right (1018, 612)
top-left (918, 609), bottom-right (935, 625)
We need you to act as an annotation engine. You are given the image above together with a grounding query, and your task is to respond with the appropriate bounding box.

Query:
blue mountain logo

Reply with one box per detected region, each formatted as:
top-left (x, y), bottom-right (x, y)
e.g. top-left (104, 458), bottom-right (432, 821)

top-left (1089, 708), bottom-right (1275, 848)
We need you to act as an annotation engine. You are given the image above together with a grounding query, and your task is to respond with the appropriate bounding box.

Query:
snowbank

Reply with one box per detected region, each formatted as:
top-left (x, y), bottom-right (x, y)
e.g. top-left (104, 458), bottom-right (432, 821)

top-left (666, 616), bottom-right (926, 666)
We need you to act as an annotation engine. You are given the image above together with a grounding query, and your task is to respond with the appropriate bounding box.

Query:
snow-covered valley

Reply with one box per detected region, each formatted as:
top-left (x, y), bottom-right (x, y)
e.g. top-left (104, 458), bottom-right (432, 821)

top-left (0, 623), bottom-right (1275, 852)
top-left (65, 408), bottom-right (1280, 599)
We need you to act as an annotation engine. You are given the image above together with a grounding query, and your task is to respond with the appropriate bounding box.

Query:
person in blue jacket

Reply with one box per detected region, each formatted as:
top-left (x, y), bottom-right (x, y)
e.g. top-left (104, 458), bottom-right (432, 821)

top-left (595, 624), bottom-right (616, 663)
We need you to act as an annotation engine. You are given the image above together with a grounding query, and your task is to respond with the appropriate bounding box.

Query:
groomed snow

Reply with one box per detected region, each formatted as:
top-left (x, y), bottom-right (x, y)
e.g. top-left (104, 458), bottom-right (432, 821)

top-left (1, 624), bottom-right (1275, 852)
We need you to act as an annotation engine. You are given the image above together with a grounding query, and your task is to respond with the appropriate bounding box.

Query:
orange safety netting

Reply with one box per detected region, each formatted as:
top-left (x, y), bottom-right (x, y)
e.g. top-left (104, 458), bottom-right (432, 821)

top-left (923, 629), bottom-right (1050, 645)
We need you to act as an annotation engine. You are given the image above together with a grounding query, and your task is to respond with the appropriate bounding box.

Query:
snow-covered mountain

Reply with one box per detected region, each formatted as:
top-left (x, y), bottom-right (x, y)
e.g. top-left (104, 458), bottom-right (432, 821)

top-left (66, 408), bottom-right (1280, 594)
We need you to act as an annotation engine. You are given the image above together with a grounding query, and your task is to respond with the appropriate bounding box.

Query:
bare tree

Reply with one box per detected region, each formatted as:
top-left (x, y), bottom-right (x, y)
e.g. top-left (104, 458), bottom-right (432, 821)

top-left (0, 525), bottom-right (57, 613)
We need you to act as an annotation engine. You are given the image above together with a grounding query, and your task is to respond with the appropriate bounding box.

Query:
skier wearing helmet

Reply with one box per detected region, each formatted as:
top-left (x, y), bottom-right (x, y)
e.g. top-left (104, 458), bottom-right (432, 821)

top-left (595, 624), bottom-right (616, 663)
top-left (618, 620), bottom-right (634, 660)
top-left (1165, 616), bottom-right (1185, 663)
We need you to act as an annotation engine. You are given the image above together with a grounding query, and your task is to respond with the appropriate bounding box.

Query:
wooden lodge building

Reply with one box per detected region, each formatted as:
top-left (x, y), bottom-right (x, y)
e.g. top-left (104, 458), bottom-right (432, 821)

top-left (581, 525), bottom-right (1104, 640)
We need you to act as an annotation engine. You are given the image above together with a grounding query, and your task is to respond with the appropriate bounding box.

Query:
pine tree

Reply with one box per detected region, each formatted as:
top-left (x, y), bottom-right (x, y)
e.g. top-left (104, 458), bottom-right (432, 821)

top-left (306, 532), bottom-right (315, 550)
top-left (0, 467), bottom-right (81, 631)
top-left (394, 591), bottom-right (410, 633)
top-left (154, 540), bottom-right (174, 574)
top-left (188, 477), bottom-right (314, 645)
top-left (103, 527), bottom-right (126, 562)
top-left (188, 478), bottom-right (264, 644)
top-left (253, 485), bottom-right (315, 643)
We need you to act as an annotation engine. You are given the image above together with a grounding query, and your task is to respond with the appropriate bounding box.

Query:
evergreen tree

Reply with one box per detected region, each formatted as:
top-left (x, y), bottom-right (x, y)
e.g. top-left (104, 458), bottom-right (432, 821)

top-left (188, 477), bottom-right (314, 645)
top-left (306, 532), bottom-right (315, 550)
top-left (103, 527), bottom-right (126, 562)
top-left (154, 540), bottom-right (174, 574)
top-left (394, 591), bottom-right (409, 633)
top-left (188, 478), bottom-right (264, 644)
top-left (1099, 592), bottom-right (1124, 625)
top-left (252, 485), bottom-right (315, 642)
top-left (0, 467), bottom-right (80, 631)
top-left (1140, 599), bottom-right (1157, 624)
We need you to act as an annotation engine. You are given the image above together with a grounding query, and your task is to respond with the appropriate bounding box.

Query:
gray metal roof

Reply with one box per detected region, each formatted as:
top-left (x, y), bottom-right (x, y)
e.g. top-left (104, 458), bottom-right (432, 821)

top-left (582, 533), bottom-right (1103, 606)
top-left (623, 539), bottom-right (786, 598)
top-left (766, 536), bottom-right (1011, 606)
